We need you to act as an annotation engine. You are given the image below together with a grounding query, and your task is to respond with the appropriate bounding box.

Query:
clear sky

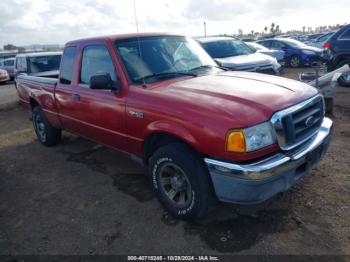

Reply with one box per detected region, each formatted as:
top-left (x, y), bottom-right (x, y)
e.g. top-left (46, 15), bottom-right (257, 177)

top-left (0, 0), bottom-right (348, 47)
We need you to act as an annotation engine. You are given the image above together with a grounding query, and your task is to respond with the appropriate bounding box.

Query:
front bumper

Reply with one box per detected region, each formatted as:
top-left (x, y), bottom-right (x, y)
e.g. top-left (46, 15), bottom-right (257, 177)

top-left (302, 53), bottom-right (325, 65)
top-left (204, 117), bottom-right (333, 204)
top-left (0, 75), bottom-right (10, 83)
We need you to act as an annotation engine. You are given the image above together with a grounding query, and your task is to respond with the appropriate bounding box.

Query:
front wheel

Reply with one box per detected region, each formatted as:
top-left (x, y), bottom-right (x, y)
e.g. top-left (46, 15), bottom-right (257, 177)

top-left (289, 55), bottom-right (301, 68)
top-left (32, 106), bottom-right (62, 146)
top-left (148, 143), bottom-right (214, 220)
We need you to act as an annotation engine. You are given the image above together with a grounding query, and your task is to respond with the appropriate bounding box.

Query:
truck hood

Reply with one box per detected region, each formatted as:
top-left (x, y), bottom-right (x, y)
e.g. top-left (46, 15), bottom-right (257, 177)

top-left (160, 71), bottom-right (318, 127)
top-left (215, 53), bottom-right (276, 70)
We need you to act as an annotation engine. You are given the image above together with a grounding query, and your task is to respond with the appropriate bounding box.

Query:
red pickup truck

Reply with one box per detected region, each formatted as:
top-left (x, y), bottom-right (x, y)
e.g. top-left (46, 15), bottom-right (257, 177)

top-left (16, 33), bottom-right (333, 219)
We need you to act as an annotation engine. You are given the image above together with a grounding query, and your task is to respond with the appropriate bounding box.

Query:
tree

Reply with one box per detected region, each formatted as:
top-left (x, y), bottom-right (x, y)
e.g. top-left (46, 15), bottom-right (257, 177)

top-left (3, 44), bottom-right (17, 50)
top-left (270, 22), bottom-right (275, 33)
top-left (251, 30), bottom-right (254, 36)
top-left (302, 26), bottom-right (306, 33)
top-left (275, 25), bottom-right (280, 33)
top-left (264, 26), bottom-right (268, 34)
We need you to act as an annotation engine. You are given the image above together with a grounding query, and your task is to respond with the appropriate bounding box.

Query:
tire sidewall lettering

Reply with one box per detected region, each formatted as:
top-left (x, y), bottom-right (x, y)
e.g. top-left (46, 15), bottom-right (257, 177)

top-left (152, 157), bottom-right (172, 189)
top-left (151, 156), bottom-right (197, 216)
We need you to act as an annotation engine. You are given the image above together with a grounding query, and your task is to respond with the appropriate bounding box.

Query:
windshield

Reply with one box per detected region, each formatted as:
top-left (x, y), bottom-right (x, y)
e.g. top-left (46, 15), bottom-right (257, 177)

top-left (279, 39), bottom-right (308, 48)
top-left (29, 55), bottom-right (62, 74)
top-left (201, 39), bottom-right (253, 58)
top-left (115, 36), bottom-right (217, 83)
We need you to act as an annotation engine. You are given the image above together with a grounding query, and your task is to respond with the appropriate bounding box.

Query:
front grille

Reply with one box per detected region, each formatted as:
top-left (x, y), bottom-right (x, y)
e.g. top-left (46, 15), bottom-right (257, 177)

top-left (271, 95), bottom-right (324, 150)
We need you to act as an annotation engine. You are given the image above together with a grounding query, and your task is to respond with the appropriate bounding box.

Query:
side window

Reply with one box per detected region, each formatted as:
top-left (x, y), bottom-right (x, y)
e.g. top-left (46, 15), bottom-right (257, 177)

top-left (339, 28), bottom-right (350, 40)
top-left (4, 60), bottom-right (14, 66)
top-left (259, 41), bottom-right (270, 48)
top-left (17, 58), bottom-right (27, 71)
top-left (60, 47), bottom-right (76, 85)
top-left (80, 45), bottom-right (117, 85)
top-left (271, 41), bottom-right (285, 49)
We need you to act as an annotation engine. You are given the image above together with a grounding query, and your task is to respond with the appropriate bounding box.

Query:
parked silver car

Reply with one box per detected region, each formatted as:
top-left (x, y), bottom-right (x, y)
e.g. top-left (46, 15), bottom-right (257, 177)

top-left (197, 36), bottom-right (282, 75)
top-left (0, 57), bottom-right (15, 79)
top-left (245, 42), bottom-right (285, 66)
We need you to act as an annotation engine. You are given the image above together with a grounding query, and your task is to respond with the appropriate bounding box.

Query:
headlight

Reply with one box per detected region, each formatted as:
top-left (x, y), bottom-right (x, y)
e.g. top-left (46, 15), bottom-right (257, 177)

top-left (226, 122), bottom-right (276, 152)
top-left (303, 50), bottom-right (316, 55)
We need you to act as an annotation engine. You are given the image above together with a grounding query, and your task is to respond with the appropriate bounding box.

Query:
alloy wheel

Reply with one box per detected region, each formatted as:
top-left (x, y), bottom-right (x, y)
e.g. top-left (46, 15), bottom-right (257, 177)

top-left (158, 163), bottom-right (192, 207)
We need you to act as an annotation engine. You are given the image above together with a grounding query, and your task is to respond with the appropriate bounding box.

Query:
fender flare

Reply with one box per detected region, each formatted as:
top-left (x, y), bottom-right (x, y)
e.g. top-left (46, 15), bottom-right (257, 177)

top-left (143, 120), bottom-right (201, 152)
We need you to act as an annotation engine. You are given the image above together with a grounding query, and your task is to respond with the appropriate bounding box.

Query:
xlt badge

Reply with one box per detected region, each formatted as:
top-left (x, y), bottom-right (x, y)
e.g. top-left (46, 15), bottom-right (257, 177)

top-left (129, 110), bottom-right (144, 119)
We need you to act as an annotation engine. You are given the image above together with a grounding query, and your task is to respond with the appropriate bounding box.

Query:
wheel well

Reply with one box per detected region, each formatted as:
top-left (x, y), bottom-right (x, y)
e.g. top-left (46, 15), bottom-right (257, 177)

top-left (142, 133), bottom-right (197, 164)
top-left (30, 98), bottom-right (39, 110)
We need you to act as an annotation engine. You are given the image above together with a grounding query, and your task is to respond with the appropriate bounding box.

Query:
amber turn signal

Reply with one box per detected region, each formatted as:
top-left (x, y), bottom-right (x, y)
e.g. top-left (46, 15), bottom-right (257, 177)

top-left (226, 130), bottom-right (246, 153)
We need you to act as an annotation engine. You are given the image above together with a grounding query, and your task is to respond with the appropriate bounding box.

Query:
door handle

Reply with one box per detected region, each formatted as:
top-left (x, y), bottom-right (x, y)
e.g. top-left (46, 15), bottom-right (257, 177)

top-left (72, 94), bottom-right (80, 101)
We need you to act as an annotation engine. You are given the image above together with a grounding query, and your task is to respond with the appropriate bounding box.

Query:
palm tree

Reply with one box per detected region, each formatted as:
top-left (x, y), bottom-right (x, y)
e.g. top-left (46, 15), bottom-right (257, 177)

top-left (270, 22), bottom-right (275, 33)
top-left (275, 25), bottom-right (280, 33)
top-left (264, 26), bottom-right (268, 34)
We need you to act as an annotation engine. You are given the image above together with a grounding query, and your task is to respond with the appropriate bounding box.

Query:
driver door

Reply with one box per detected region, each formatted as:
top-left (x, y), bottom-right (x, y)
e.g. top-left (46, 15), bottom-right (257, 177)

top-left (56, 44), bottom-right (127, 152)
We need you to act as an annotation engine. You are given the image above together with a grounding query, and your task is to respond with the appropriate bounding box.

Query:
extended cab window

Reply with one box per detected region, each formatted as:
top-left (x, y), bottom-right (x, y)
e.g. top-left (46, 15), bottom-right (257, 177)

top-left (80, 45), bottom-right (117, 85)
top-left (60, 47), bottom-right (76, 84)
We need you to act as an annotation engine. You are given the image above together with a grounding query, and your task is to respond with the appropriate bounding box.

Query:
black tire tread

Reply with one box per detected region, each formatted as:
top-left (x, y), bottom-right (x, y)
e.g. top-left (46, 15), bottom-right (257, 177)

top-left (32, 106), bottom-right (61, 146)
top-left (148, 143), bottom-right (214, 220)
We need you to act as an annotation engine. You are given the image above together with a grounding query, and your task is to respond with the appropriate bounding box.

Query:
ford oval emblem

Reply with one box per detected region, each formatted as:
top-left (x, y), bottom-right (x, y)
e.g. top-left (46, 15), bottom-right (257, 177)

top-left (305, 116), bottom-right (315, 127)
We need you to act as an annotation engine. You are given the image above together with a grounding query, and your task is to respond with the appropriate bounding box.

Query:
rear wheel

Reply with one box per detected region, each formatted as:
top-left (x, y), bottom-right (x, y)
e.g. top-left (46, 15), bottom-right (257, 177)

top-left (336, 60), bottom-right (350, 87)
top-left (32, 106), bottom-right (61, 146)
top-left (289, 55), bottom-right (301, 68)
top-left (148, 143), bottom-right (214, 220)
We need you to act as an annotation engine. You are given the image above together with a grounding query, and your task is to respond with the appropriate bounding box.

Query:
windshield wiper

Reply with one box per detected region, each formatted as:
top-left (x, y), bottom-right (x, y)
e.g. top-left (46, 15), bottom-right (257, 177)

top-left (136, 72), bottom-right (197, 82)
top-left (188, 65), bottom-right (229, 72)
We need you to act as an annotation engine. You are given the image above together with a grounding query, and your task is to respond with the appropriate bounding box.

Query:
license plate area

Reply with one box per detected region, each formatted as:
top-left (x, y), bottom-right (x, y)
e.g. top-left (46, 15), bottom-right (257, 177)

top-left (306, 143), bottom-right (323, 167)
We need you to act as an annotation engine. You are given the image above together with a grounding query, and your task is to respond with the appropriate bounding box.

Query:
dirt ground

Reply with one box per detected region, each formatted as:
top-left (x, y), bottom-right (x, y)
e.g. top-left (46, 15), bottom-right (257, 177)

top-left (0, 70), bottom-right (349, 257)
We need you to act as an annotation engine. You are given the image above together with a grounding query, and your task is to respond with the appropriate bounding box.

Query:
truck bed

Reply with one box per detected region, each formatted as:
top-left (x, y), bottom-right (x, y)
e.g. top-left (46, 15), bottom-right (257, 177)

top-left (17, 74), bottom-right (58, 87)
top-left (16, 74), bottom-right (62, 128)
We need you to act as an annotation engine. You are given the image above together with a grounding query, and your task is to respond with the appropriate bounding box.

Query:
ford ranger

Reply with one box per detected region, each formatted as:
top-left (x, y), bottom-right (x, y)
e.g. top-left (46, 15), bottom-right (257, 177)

top-left (16, 33), bottom-right (333, 220)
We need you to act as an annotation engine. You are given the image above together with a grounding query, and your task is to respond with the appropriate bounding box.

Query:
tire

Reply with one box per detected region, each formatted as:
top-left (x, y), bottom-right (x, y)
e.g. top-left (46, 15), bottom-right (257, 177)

top-left (289, 55), bottom-right (301, 68)
top-left (148, 143), bottom-right (214, 220)
top-left (336, 60), bottom-right (350, 87)
top-left (32, 106), bottom-right (61, 146)
top-left (300, 72), bottom-right (317, 81)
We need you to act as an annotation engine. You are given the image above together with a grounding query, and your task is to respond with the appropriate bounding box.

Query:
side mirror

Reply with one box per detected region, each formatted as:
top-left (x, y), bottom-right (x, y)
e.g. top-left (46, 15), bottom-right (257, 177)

top-left (90, 73), bottom-right (120, 92)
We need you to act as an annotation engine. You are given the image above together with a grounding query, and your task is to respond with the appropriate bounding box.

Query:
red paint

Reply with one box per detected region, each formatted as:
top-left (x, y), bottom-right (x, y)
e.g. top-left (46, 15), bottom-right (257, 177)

top-left (16, 34), bottom-right (318, 162)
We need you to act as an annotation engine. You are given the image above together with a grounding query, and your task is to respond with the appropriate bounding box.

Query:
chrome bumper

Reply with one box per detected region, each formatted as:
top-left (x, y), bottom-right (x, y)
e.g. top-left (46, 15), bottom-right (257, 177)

top-left (204, 117), bottom-right (333, 204)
